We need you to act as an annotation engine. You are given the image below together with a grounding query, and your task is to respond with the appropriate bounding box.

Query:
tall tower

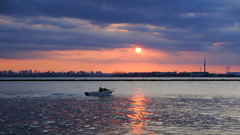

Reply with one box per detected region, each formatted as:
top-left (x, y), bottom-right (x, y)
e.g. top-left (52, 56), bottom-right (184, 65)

top-left (204, 56), bottom-right (206, 72)
top-left (226, 66), bottom-right (230, 73)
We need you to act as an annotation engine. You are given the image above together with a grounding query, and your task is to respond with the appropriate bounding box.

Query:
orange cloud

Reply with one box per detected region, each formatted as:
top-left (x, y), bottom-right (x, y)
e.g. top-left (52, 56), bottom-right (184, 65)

top-left (213, 42), bottom-right (227, 46)
top-left (24, 48), bottom-right (166, 64)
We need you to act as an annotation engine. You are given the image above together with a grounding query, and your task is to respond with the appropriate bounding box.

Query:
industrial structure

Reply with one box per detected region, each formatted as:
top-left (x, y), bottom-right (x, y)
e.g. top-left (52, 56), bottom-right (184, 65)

top-left (204, 56), bottom-right (206, 72)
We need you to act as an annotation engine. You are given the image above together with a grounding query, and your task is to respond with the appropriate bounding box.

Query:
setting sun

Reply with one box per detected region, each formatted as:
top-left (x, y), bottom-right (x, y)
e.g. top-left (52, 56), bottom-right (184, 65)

top-left (136, 47), bottom-right (141, 53)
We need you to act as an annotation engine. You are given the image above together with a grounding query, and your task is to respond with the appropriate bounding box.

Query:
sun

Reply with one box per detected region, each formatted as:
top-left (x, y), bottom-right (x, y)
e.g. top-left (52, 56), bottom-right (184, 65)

top-left (136, 47), bottom-right (141, 53)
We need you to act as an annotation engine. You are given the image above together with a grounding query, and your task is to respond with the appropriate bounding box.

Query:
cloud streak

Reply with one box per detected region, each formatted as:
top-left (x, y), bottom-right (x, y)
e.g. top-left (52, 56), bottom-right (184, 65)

top-left (0, 0), bottom-right (240, 66)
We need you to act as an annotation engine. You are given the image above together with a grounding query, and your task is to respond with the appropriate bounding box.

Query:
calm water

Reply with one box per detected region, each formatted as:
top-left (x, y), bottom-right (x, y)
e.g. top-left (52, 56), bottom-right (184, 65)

top-left (1, 79), bottom-right (240, 134)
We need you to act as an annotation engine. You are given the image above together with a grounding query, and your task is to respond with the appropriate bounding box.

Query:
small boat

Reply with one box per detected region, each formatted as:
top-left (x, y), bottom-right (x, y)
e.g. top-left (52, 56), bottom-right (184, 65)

top-left (85, 87), bottom-right (115, 96)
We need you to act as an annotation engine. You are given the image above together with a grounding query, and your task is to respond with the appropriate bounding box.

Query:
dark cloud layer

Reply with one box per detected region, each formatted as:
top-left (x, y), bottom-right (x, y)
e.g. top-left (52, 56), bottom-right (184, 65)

top-left (0, 0), bottom-right (240, 64)
top-left (2, 0), bottom-right (239, 28)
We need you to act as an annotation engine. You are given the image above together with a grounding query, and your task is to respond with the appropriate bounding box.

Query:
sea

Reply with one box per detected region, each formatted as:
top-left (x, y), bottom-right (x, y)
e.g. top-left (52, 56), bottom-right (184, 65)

top-left (0, 77), bottom-right (240, 135)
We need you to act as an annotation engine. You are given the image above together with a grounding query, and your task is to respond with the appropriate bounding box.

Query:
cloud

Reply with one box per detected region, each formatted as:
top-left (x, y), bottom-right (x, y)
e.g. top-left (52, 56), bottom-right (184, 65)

top-left (213, 42), bottom-right (227, 46)
top-left (0, 0), bottom-right (240, 65)
top-left (1, 0), bottom-right (239, 28)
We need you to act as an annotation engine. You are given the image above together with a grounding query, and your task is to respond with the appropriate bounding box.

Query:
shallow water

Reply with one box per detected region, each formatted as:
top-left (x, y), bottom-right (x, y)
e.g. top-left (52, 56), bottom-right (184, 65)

top-left (0, 80), bottom-right (240, 134)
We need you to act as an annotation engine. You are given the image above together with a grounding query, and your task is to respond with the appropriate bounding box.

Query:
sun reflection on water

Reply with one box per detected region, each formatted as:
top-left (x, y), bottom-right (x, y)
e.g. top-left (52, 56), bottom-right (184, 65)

top-left (127, 92), bottom-right (151, 134)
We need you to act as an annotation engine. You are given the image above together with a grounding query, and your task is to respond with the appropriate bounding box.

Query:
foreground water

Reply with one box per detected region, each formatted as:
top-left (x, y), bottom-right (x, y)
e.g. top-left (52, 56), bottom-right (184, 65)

top-left (1, 79), bottom-right (240, 134)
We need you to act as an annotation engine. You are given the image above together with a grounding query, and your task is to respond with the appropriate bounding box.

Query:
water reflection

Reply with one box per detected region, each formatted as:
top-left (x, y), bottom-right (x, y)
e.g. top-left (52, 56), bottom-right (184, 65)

top-left (127, 88), bottom-right (150, 134)
top-left (2, 95), bottom-right (240, 134)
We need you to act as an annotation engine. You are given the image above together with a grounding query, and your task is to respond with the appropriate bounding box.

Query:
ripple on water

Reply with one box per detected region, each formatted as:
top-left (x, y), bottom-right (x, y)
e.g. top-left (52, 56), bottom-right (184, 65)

top-left (1, 95), bottom-right (240, 134)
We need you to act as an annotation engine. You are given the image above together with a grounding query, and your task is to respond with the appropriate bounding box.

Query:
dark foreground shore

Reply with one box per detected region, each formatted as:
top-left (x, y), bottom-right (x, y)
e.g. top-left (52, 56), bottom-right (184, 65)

top-left (1, 78), bottom-right (240, 81)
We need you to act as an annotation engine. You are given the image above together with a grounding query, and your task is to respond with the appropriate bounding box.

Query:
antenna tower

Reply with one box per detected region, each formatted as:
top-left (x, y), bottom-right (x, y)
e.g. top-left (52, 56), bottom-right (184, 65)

top-left (204, 56), bottom-right (206, 72)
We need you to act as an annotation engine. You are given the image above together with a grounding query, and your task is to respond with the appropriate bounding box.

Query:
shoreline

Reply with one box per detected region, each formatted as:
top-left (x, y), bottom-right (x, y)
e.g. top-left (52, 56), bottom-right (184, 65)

top-left (1, 78), bottom-right (240, 81)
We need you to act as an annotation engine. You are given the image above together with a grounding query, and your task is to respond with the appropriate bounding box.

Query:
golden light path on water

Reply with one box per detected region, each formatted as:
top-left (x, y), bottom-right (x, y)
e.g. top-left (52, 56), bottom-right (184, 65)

top-left (126, 87), bottom-right (152, 134)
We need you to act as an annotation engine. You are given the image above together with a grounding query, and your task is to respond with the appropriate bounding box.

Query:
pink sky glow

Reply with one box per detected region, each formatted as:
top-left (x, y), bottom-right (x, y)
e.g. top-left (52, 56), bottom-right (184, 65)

top-left (0, 48), bottom-right (239, 73)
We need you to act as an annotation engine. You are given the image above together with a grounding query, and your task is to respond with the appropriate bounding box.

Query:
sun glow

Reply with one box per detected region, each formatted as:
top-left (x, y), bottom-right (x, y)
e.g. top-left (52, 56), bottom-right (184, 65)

top-left (136, 47), bottom-right (141, 53)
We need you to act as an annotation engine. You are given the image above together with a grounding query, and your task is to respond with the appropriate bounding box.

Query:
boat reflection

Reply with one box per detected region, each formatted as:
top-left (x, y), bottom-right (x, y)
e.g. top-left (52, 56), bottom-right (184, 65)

top-left (127, 94), bottom-right (150, 134)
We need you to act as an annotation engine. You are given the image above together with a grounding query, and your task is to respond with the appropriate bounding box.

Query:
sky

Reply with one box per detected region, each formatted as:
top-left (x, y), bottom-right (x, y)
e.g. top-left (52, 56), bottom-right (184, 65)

top-left (0, 0), bottom-right (240, 73)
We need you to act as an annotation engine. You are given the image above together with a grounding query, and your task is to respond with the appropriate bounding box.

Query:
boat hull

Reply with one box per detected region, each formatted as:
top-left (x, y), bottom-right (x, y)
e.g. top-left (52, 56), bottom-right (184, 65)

top-left (85, 91), bottom-right (113, 96)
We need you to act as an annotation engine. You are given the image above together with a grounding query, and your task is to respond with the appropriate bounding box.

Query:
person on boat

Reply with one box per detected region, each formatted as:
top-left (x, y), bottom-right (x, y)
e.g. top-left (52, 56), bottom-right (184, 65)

top-left (102, 88), bottom-right (108, 91)
top-left (99, 87), bottom-right (102, 92)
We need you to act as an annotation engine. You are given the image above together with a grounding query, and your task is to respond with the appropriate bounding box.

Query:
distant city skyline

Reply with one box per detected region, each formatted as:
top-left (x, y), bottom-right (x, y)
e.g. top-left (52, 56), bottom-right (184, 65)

top-left (1, 69), bottom-right (240, 77)
top-left (0, 64), bottom-right (240, 74)
top-left (1, 0), bottom-right (240, 73)
top-left (0, 64), bottom-right (239, 75)
top-left (1, 57), bottom-right (240, 74)
top-left (1, 54), bottom-right (240, 74)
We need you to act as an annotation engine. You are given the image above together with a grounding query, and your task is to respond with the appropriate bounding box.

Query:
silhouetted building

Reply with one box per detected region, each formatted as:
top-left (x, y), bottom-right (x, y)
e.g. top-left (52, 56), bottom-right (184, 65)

top-left (178, 72), bottom-right (192, 76)
top-left (227, 72), bottom-right (240, 76)
top-left (192, 72), bottom-right (209, 77)
top-left (152, 72), bottom-right (177, 76)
